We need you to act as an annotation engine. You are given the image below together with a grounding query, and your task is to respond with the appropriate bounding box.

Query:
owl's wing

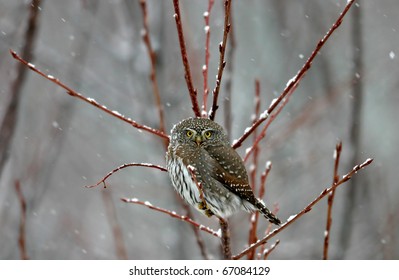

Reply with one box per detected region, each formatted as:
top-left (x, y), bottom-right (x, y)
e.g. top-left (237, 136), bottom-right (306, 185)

top-left (203, 145), bottom-right (257, 203)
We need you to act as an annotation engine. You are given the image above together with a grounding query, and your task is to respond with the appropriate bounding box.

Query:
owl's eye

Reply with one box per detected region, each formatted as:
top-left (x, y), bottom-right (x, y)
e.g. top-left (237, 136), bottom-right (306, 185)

top-left (186, 130), bottom-right (194, 137)
top-left (204, 131), bottom-right (213, 139)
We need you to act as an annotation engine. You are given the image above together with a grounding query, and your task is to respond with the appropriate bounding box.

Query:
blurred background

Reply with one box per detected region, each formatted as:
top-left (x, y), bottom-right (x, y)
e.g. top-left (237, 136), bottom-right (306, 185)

top-left (0, 0), bottom-right (397, 259)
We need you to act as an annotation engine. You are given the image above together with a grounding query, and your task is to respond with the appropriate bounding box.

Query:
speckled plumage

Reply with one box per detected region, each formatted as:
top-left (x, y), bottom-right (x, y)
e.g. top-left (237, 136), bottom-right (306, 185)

top-left (166, 117), bottom-right (280, 225)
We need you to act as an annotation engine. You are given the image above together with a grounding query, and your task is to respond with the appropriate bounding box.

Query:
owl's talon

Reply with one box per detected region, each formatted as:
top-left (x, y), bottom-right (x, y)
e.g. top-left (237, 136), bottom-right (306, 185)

top-left (198, 201), bottom-right (208, 210)
top-left (204, 209), bottom-right (214, 217)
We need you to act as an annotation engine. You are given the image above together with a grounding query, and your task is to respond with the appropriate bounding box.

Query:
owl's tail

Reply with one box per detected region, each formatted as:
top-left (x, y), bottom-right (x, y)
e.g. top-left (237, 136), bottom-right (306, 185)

top-left (254, 199), bottom-right (281, 225)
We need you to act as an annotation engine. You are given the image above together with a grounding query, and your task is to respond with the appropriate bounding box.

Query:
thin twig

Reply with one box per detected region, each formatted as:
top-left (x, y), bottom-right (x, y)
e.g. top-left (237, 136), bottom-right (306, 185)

top-left (15, 180), bottom-right (29, 260)
top-left (232, 0), bottom-right (357, 149)
top-left (250, 161), bottom-right (272, 259)
top-left (102, 190), bottom-right (128, 259)
top-left (139, 0), bottom-right (167, 147)
top-left (209, 0), bottom-right (232, 120)
top-left (201, 0), bottom-right (215, 117)
top-left (223, 1), bottom-right (236, 137)
top-left (172, 0), bottom-right (201, 117)
top-left (85, 163), bottom-right (167, 188)
top-left (9, 50), bottom-right (169, 141)
top-left (121, 198), bottom-right (219, 238)
top-left (323, 142), bottom-right (342, 260)
top-left (233, 157), bottom-right (373, 259)
top-left (247, 79), bottom-right (261, 259)
top-left (219, 217), bottom-right (232, 259)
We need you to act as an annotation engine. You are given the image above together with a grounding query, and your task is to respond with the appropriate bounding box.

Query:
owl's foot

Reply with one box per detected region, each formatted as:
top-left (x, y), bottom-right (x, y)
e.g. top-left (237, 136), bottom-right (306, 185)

top-left (198, 201), bottom-right (208, 210)
top-left (204, 209), bottom-right (214, 217)
top-left (198, 202), bottom-right (214, 217)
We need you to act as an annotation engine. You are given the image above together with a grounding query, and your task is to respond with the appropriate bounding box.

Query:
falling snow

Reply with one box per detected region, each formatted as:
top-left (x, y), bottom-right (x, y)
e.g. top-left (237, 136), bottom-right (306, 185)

top-left (389, 51), bottom-right (395, 59)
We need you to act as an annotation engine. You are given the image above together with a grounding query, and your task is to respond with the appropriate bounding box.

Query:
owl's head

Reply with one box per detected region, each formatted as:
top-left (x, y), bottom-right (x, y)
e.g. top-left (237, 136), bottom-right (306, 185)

top-left (170, 117), bottom-right (229, 147)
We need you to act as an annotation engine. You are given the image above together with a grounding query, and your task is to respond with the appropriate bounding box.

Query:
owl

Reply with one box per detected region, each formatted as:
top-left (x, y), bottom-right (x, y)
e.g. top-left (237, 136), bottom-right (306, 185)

top-left (166, 117), bottom-right (281, 225)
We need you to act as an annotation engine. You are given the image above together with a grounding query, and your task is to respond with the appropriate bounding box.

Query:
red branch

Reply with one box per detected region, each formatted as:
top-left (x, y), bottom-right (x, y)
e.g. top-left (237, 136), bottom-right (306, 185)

top-left (9, 50), bottom-right (169, 141)
top-left (232, 0), bottom-right (357, 149)
top-left (172, 0), bottom-right (201, 117)
top-left (15, 180), bottom-right (29, 260)
top-left (201, 0), bottom-right (215, 117)
top-left (233, 157), bottom-right (373, 259)
top-left (121, 198), bottom-right (219, 237)
top-left (209, 0), bottom-right (232, 120)
top-left (323, 141), bottom-right (342, 259)
top-left (247, 79), bottom-right (262, 259)
top-left (85, 163), bottom-right (167, 188)
top-left (139, 0), bottom-right (167, 143)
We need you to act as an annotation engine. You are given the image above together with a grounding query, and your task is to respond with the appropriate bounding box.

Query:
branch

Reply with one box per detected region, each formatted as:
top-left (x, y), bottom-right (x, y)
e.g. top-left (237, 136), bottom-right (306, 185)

top-left (139, 0), bottom-right (167, 144)
top-left (233, 157), bottom-right (373, 260)
top-left (15, 180), bottom-right (29, 260)
top-left (223, 1), bottom-right (236, 137)
top-left (232, 0), bottom-right (357, 149)
top-left (9, 50), bottom-right (169, 142)
top-left (323, 141), bottom-right (342, 259)
top-left (209, 0), bottom-right (232, 121)
top-left (219, 217), bottom-right (232, 259)
top-left (172, 0), bottom-right (201, 117)
top-left (247, 79), bottom-right (262, 259)
top-left (85, 163), bottom-right (167, 188)
top-left (121, 198), bottom-right (219, 238)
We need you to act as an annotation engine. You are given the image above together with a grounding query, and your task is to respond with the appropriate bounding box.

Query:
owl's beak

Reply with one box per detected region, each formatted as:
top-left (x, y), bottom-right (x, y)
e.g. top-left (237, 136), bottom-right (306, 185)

top-left (195, 136), bottom-right (203, 146)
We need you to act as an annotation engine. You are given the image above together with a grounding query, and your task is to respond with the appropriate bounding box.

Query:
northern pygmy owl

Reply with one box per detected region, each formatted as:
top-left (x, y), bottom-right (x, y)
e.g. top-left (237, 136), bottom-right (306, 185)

top-left (166, 117), bottom-right (281, 225)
